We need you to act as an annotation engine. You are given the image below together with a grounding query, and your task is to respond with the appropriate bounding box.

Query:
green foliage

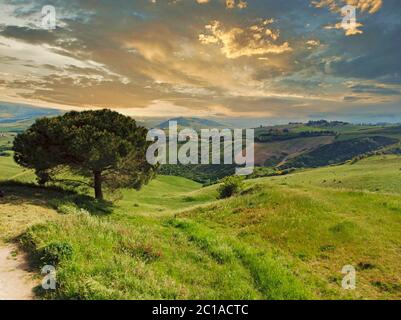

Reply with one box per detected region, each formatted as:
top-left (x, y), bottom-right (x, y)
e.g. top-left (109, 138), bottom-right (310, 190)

top-left (217, 176), bottom-right (244, 199)
top-left (40, 242), bottom-right (73, 266)
top-left (159, 163), bottom-right (236, 185)
top-left (13, 109), bottom-right (157, 199)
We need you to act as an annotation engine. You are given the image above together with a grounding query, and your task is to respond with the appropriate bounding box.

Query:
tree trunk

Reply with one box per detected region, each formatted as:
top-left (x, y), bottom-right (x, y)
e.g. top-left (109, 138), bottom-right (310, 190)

top-left (94, 171), bottom-right (103, 200)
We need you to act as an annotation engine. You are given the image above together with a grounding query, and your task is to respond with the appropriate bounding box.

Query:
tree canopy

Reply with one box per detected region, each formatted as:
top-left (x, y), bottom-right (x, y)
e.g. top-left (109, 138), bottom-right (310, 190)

top-left (13, 109), bottom-right (157, 199)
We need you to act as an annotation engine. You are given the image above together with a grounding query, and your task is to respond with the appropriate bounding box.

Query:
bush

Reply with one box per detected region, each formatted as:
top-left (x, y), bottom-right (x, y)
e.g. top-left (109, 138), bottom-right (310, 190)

top-left (40, 242), bottom-right (73, 266)
top-left (217, 176), bottom-right (244, 199)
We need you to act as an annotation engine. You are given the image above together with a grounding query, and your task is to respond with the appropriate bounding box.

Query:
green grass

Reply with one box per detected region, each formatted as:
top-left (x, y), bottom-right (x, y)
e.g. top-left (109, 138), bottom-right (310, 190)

top-left (115, 176), bottom-right (217, 216)
top-left (269, 155), bottom-right (401, 195)
top-left (22, 214), bottom-right (268, 299)
top-left (179, 178), bottom-right (401, 299)
top-left (0, 152), bottom-right (35, 181)
top-left (1, 142), bottom-right (401, 299)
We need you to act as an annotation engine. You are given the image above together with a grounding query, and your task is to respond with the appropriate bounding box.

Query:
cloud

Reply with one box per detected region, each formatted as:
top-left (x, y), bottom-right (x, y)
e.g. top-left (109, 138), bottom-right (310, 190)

top-left (152, 0), bottom-right (248, 9)
top-left (312, 0), bottom-right (383, 35)
top-left (312, 0), bottom-right (383, 14)
top-left (349, 83), bottom-right (400, 95)
top-left (199, 20), bottom-right (292, 59)
top-left (0, 0), bottom-right (400, 122)
top-left (324, 21), bottom-right (364, 36)
top-left (225, 0), bottom-right (248, 9)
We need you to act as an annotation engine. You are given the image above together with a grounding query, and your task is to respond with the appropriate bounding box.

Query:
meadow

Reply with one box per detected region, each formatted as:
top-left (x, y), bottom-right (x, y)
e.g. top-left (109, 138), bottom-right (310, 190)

top-left (1, 133), bottom-right (400, 299)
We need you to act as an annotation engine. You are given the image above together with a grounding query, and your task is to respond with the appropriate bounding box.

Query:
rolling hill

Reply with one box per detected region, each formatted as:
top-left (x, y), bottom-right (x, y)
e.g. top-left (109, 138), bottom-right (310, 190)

top-left (157, 121), bottom-right (401, 182)
top-left (1, 118), bottom-right (401, 300)
top-left (0, 102), bottom-right (62, 123)
top-left (280, 136), bottom-right (398, 169)
top-left (1, 129), bottom-right (400, 299)
top-left (0, 102), bottom-right (63, 133)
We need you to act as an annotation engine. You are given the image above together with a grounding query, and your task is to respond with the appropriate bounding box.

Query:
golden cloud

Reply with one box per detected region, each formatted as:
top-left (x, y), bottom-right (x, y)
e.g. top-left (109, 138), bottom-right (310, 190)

top-left (312, 0), bottom-right (383, 13)
top-left (152, 0), bottom-right (248, 9)
top-left (313, 0), bottom-right (383, 35)
top-left (199, 20), bottom-right (292, 59)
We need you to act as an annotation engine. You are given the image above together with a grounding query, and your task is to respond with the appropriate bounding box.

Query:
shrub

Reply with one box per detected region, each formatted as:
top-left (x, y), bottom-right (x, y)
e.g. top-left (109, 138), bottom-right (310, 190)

top-left (40, 242), bottom-right (73, 266)
top-left (217, 176), bottom-right (244, 199)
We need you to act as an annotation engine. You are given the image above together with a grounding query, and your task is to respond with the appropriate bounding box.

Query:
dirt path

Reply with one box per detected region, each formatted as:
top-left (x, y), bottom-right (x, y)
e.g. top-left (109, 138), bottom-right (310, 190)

top-left (0, 245), bottom-right (37, 300)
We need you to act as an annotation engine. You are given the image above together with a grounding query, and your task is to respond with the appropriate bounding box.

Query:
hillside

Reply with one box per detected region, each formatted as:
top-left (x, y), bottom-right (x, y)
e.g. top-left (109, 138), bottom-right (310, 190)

top-left (281, 136), bottom-right (398, 169)
top-left (254, 122), bottom-right (401, 169)
top-left (271, 154), bottom-right (401, 195)
top-left (0, 102), bottom-right (62, 124)
top-left (1, 143), bottom-right (400, 299)
top-left (0, 102), bottom-right (63, 133)
top-left (254, 136), bottom-right (335, 166)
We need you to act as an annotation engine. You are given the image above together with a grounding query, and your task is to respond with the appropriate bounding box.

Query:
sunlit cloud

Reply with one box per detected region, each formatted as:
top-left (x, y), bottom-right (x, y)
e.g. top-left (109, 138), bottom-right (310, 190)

top-left (199, 20), bottom-right (292, 59)
top-left (312, 0), bottom-right (383, 35)
top-left (0, 0), bottom-right (399, 121)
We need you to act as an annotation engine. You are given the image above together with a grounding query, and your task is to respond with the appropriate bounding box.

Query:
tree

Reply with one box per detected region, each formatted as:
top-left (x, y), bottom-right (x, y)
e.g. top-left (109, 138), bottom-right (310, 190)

top-left (13, 109), bottom-right (157, 200)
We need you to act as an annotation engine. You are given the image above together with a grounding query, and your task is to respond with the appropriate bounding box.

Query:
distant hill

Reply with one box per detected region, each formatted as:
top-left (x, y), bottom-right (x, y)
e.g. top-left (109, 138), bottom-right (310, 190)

top-left (280, 136), bottom-right (398, 169)
top-left (155, 117), bottom-right (225, 130)
top-left (0, 102), bottom-right (63, 124)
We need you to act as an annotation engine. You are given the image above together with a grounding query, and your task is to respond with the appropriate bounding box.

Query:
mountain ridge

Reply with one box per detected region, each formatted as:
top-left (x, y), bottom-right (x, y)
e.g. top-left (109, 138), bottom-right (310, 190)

top-left (155, 117), bottom-right (226, 129)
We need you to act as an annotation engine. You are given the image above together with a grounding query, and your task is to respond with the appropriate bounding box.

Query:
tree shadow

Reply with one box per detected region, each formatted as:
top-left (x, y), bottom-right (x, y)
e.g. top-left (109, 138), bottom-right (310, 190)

top-left (0, 180), bottom-right (114, 216)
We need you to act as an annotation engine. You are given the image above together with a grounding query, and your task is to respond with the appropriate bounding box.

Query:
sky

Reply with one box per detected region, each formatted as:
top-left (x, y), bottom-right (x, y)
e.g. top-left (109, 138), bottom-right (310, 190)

top-left (0, 0), bottom-right (400, 123)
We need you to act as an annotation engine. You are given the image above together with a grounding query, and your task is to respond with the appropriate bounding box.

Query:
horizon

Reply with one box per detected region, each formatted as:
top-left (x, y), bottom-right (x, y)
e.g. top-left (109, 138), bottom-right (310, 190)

top-left (1, 100), bottom-right (401, 128)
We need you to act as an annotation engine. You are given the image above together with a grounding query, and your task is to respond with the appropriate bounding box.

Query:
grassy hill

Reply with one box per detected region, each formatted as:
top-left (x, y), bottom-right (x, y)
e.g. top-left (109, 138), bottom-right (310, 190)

top-left (0, 103), bottom-right (63, 133)
top-left (1, 136), bottom-right (400, 299)
top-left (271, 154), bottom-right (401, 195)
top-left (0, 102), bottom-right (62, 124)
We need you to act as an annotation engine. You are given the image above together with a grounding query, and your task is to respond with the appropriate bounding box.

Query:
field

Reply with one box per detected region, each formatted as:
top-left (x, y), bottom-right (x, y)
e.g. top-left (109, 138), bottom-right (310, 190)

top-left (1, 129), bottom-right (400, 300)
top-left (254, 136), bottom-right (335, 166)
